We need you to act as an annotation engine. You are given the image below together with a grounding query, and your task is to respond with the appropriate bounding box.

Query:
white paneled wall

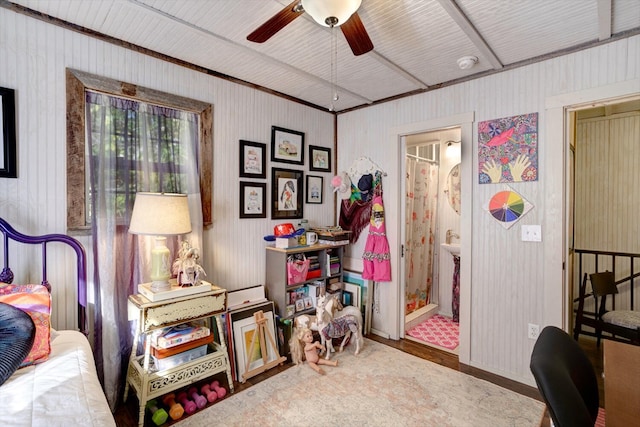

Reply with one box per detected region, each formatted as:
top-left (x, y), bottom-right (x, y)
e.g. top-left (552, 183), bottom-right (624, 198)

top-left (338, 35), bottom-right (640, 385)
top-left (1, 5), bottom-right (639, 389)
top-left (0, 8), bottom-right (335, 330)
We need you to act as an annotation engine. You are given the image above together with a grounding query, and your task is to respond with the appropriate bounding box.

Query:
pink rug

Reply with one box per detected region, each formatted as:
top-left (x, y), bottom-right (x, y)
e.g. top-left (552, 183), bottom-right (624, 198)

top-left (406, 314), bottom-right (459, 350)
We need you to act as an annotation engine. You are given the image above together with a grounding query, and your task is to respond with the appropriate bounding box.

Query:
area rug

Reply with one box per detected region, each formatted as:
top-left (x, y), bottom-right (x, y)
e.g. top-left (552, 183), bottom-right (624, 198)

top-left (406, 314), bottom-right (459, 350)
top-left (176, 338), bottom-right (544, 427)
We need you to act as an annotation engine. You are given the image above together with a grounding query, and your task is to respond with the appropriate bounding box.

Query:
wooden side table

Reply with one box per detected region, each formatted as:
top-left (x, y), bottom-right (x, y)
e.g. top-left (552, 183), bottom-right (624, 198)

top-left (124, 284), bottom-right (233, 427)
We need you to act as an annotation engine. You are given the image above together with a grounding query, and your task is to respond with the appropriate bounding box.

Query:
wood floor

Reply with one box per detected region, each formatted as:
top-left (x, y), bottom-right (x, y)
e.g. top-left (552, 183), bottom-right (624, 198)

top-left (114, 334), bottom-right (604, 426)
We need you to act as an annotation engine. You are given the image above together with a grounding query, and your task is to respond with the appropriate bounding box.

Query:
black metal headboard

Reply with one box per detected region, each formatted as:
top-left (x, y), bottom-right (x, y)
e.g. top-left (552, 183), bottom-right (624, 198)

top-left (0, 217), bottom-right (88, 334)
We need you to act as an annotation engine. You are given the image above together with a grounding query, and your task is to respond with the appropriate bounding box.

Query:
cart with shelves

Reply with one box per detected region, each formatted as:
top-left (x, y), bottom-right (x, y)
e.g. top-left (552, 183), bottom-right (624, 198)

top-left (124, 284), bottom-right (234, 427)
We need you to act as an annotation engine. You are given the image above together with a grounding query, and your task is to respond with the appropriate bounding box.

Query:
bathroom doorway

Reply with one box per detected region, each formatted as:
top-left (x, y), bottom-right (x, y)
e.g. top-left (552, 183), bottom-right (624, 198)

top-left (402, 127), bottom-right (461, 354)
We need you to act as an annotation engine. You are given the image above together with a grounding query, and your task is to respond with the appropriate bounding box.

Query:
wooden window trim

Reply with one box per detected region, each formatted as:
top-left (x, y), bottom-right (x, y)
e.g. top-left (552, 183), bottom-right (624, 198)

top-left (66, 68), bottom-right (212, 232)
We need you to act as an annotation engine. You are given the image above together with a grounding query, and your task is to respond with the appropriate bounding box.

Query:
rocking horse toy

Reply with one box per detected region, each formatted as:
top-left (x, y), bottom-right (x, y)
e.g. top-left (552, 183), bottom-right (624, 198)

top-left (315, 293), bottom-right (363, 360)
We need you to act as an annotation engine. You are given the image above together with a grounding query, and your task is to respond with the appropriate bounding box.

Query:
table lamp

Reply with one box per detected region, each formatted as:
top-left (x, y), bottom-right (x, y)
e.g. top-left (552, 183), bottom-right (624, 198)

top-left (129, 192), bottom-right (192, 292)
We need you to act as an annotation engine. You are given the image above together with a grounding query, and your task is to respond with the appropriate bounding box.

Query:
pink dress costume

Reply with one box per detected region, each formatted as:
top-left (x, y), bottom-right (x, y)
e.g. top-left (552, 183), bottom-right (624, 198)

top-left (362, 195), bottom-right (391, 282)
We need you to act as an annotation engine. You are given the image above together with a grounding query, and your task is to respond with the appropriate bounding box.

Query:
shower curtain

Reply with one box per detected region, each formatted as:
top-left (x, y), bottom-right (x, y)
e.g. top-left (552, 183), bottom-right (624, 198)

top-left (405, 157), bottom-right (439, 315)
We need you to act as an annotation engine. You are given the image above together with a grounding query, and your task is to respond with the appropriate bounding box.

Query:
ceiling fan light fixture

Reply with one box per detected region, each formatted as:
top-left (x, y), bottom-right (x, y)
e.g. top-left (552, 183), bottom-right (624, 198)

top-left (301, 0), bottom-right (362, 27)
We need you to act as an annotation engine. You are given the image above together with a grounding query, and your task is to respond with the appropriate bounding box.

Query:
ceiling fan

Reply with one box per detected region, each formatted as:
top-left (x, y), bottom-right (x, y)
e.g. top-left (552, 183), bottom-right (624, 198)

top-left (247, 0), bottom-right (374, 56)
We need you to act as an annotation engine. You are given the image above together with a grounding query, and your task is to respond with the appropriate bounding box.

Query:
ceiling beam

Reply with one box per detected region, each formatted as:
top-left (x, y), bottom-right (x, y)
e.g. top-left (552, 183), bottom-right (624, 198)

top-left (128, 0), bottom-right (373, 105)
top-left (435, 0), bottom-right (503, 70)
top-left (369, 51), bottom-right (429, 89)
top-left (597, 0), bottom-right (612, 41)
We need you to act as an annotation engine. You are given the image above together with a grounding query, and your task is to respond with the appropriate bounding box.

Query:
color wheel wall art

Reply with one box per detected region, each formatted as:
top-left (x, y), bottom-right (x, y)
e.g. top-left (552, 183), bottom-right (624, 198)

top-left (485, 188), bottom-right (533, 229)
top-left (478, 112), bottom-right (538, 184)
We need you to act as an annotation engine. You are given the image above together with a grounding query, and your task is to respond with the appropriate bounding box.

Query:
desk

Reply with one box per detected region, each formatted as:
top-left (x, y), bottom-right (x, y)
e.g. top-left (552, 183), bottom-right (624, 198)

top-left (604, 340), bottom-right (640, 427)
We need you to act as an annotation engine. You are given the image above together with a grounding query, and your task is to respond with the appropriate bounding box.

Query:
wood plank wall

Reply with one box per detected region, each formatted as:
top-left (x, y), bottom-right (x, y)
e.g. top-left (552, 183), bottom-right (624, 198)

top-left (574, 112), bottom-right (640, 312)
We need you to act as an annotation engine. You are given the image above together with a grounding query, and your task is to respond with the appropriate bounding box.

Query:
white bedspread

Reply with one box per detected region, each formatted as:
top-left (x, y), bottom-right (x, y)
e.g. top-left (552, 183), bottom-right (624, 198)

top-left (0, 330), bottom-right (115, 427)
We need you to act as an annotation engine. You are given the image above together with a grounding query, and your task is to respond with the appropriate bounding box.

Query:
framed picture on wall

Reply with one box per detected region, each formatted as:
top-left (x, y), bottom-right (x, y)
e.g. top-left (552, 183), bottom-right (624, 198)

top-left (306, 175), bottom-right (323, 204)
top-left (271, 167), bottom-right (303, 219)
top-left (239, 140), bottom-right (266, 179)
top-left (309, 145), bottom-right (331, 172)
top-left (239, 181), bottom-right (267, 218)
top-left (0, 87), bottom-right (17, 178)
top-left (271, 126), bottom-right (304, 165)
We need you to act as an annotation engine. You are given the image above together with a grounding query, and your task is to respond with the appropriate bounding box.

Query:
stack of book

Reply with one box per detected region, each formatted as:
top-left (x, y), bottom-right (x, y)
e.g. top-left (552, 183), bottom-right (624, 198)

top-left (329, 254), bottom-right (341, 275)
top-left (314, 228), bottom-right (352, 245)
top-left (149, 322), bottom-right (212, 371)
top-left (306, 254), bottom-right (321, 279)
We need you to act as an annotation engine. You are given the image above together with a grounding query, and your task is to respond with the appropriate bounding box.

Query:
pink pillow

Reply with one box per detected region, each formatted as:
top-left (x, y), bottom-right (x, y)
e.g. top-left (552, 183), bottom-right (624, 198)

top-left (0, 284), bottom-right (51, 367)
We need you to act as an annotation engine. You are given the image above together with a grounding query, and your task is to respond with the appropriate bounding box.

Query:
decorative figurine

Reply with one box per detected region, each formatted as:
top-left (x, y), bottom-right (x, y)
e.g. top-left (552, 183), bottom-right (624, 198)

top-left (172, 241), bottom-right (206, 286)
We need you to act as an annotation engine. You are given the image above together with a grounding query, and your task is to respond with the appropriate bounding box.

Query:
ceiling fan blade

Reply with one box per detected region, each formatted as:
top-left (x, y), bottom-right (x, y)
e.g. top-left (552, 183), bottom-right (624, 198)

top-left (340, 12), bottom-right (374, 56)
top-left (247, 1), bottom-right (304, 43)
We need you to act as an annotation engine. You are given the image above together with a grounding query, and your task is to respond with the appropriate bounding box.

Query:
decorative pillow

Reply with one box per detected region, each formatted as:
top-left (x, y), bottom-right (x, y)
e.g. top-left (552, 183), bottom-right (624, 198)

top-left (0, 284), bottom-right (51, 367)
top-left (0, 302), bottom-right (36, 386)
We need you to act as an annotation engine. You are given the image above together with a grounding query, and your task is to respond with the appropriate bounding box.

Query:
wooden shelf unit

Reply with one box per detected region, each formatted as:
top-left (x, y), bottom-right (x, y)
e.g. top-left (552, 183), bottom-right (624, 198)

top-left (265, 243), bottom-right (347, 320)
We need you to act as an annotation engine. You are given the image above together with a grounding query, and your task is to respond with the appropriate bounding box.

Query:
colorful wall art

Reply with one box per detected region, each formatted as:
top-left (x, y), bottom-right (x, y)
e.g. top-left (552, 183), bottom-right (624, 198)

top-left (478, 112), bottom-right (538, 183)
top-left (484, 188), bottom-right (533, 229)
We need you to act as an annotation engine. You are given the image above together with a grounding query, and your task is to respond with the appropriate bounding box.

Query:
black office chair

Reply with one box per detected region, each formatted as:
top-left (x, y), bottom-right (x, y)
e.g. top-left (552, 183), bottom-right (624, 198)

top-left (530, 326), bottom-right (600, 427)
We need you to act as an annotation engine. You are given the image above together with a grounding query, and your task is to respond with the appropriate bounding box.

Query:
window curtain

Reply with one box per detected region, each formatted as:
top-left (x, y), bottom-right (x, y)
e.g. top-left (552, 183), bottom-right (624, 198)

top-left (86, 92), bottom-right (203, 410)
top-left (404, 157), bottom-right (439, 315)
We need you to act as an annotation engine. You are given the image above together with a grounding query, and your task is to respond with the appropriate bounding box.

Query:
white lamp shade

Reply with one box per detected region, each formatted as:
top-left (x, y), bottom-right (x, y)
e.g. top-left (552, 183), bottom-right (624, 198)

top-left (302, 0), bottom-right (361, 27)
top-left (129, 192), bottom-right (192, 236)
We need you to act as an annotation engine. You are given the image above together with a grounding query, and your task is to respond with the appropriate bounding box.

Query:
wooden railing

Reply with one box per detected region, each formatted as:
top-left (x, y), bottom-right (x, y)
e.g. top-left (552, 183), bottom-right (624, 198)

top-left (573, 249), bottom-right (640, 341)
top-left (575, 249), bottom-right (640, 309)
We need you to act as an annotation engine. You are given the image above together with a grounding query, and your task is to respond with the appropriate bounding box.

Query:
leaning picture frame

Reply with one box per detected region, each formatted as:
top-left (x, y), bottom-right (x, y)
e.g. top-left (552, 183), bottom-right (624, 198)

top-left (232, 308), bottom-right (278, 381)
top-left (0, 87), bottom-right (17, 178)
top-left (306, 175), bottom-right (323, 204)
top-left (239, 140), bottom-right (266, 179)
top-left (309, 145), bottom-right (331, 172)
top-left (271, 126), bottom-right (304, 165)
top-left (271, 167), bottom-right (303, 219)
top-left (239, 181), bottom-right (267, 218)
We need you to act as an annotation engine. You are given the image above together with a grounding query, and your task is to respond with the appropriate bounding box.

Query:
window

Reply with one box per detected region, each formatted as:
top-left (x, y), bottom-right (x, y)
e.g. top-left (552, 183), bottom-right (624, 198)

top-left (66, 69), bottom-right (212, 232)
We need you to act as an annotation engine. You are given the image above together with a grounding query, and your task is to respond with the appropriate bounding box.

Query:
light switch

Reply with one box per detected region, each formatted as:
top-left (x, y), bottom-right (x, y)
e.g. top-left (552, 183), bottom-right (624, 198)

top-left (521, 225), bottom-right (542, 242)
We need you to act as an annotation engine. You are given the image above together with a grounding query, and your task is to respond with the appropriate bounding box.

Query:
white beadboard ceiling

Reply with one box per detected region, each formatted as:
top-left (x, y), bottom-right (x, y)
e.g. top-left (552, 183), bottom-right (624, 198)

top-left (4, 0), bottom-right (640, 112)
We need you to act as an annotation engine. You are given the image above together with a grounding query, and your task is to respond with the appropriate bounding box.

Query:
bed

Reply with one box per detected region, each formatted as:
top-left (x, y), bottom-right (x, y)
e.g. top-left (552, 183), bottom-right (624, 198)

top-left (0, 217), bottom-right (115, 426)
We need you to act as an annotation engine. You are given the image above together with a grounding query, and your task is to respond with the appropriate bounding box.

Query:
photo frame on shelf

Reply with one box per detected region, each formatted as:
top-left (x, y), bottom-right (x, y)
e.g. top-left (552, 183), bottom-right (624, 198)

top-left (305, 175), bottom-right (323, 204)
top-left (239, 181), bottom-right (267, 218)
top-left (239, 140), bottom-right (266, 179)
top-left (0, 87), bottom-right (17, 178)
top-left (271, 126), bottom-right (304, 165)
top-left (271, 167), bottom-right (303, 219)
top-left (309, 145), bottom-right (331, 172)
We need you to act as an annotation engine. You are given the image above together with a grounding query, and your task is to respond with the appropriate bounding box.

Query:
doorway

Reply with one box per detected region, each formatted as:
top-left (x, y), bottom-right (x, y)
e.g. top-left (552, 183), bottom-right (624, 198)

top-left (401, 127), bottom-right (461, 354)
top-left (567, 97), bottom-right (640, 348)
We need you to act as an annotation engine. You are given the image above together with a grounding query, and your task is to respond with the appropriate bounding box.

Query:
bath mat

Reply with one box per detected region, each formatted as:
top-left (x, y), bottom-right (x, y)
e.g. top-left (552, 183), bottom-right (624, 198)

top-left (406, 314), bottom-right (459, 350)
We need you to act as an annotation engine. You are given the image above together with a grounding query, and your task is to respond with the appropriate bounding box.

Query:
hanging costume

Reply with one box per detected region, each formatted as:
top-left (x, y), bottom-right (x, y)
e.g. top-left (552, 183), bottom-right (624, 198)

top-left (362, 194), bottom-right (391, 282)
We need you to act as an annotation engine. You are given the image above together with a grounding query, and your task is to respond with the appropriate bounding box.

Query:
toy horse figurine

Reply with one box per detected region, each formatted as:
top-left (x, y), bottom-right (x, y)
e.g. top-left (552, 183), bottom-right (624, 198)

top-left (316, 294), bottom-right (363, 359)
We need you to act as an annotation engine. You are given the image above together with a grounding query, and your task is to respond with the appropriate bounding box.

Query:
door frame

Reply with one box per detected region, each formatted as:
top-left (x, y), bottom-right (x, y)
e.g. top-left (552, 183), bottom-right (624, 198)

top-left (545, 79), bottom-right (640, 331)
top-left (392, 112), bottom-right (474, 365)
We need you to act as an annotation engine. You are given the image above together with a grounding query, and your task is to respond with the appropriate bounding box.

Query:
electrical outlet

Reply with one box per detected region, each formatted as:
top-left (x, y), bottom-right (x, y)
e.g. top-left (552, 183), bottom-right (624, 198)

top-left (528, 323), bottom-right (540, 339)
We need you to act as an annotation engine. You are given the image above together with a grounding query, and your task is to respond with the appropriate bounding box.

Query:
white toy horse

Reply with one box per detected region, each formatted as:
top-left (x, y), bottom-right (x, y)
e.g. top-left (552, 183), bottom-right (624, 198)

top-left (315, 293), bottom-right (363, 359)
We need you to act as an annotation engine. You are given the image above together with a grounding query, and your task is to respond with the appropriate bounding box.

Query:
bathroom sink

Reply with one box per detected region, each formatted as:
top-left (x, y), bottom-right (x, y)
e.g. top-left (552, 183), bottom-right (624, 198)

top-left (441, 243), bottom-right (460, 255)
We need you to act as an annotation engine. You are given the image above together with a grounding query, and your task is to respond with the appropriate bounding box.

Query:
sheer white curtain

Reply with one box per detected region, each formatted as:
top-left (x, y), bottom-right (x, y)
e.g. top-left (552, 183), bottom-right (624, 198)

top-left (404, 157), bottom-right (439, 315)
top-left (87, 92), bottom-right (203, 409)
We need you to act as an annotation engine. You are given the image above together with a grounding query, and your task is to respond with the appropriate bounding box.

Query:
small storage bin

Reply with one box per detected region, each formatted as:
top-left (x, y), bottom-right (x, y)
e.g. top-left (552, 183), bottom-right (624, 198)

top-left (152, 344), bottom-right (208, 371)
